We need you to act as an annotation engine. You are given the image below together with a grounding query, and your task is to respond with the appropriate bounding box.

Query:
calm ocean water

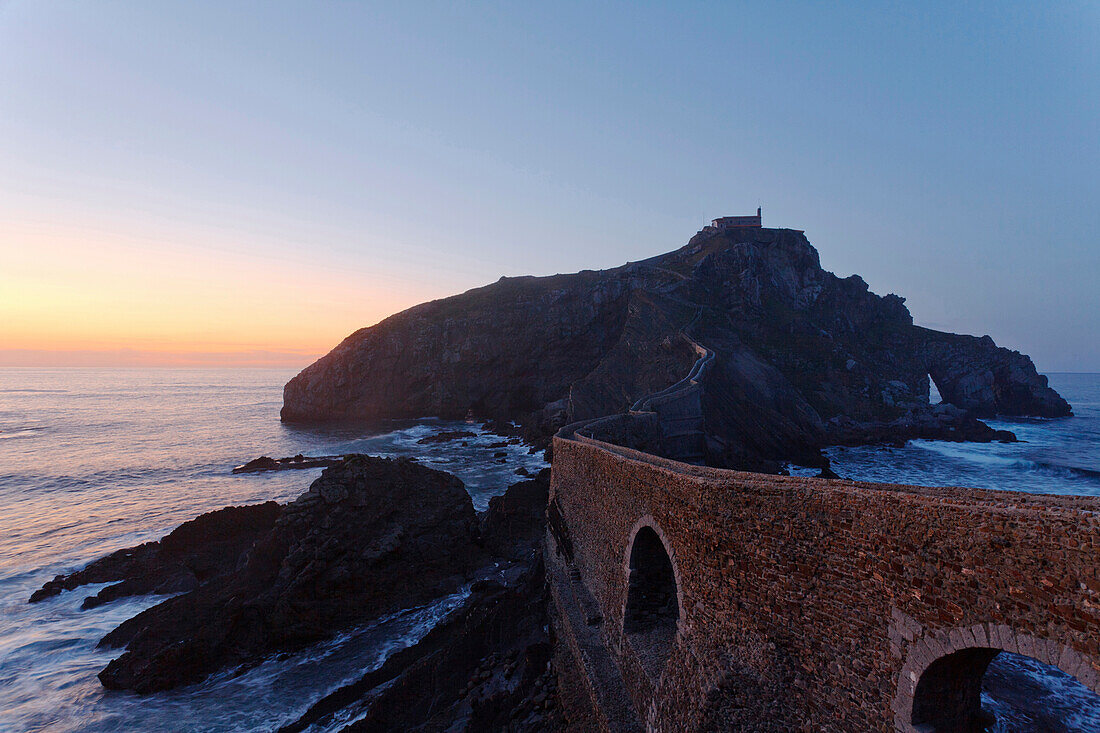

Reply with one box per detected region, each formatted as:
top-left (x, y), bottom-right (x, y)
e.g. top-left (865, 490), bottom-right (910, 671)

top-left (0, 369), bottom-right (1096, 732)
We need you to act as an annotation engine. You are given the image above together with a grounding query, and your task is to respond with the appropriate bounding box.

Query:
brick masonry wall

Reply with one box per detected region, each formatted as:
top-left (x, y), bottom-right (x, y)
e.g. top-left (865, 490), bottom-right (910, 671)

top-left (548, 433), bottom-right (1100, 732)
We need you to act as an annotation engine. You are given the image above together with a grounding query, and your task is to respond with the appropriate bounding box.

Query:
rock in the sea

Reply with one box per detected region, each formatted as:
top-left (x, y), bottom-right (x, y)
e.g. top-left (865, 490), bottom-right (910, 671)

top-left (416, 429), bottom-right (477, 445)
top-left (280, 558), bottom-right (557, 733)
top-left (96, 455), bottom-right (486, 693)
top-left (827, 402), bottom-right (1019, 447)
top-left (281, 226), bottom-right (1070, 469)
top-left (233, 456), bottom-right (281, 472)
top-left (920, 331), bottom-right (1070, 418)
top-left (279, 470), bottom-right (555, 733)
top-left (29, 502), bottom-right (282, 609)
top-left (231, 454), bottom-right (343, 473)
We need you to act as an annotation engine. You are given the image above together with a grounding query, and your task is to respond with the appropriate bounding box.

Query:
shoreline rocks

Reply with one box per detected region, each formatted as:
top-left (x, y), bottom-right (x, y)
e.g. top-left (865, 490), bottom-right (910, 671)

top-left (416, 429), bottom-right (477, 444)
top-left (29, 502), bottom-right (282, 609)
top-left (279, 468), bottom-right (554, 733)
top-left (280, 558), bottom-right (557, 733)
top-left (826, 403), bottom-right (1018, 448)
top-left (96, 456), bottom-right (487, 693)
top-left (232, 454), bottom-right (343, 473)
top-left (50, 454), bottom-right (555, 709)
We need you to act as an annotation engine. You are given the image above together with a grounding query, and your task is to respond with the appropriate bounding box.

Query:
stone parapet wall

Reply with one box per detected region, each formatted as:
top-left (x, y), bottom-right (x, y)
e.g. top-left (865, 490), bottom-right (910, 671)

top-left (576, 413), bottom-right (661, 454)
top-left (548, 432), bottom-right (1100, 732)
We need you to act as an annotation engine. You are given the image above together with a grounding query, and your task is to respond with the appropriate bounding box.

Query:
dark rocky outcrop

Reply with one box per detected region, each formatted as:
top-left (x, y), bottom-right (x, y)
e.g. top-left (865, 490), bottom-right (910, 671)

top-left (480, 470), bottom-right (552, 560)
top-left (280, 560), bottom-right (557, 733)
top-left (96, 456), bottom-right (487, 693)
top-left (232, 454), bottom-right (343, 473)
top-left (282, 226), bottom-right (1070, 469)
top-left (828, 402), bottom-right (1017, 447)
top-left (280, 470), bottom-right (556, 733)
top-left (920, 330), bottom-right (1070, 418)
top-left (29, 502), bottom-right (282, 609)
top-left (61, 452), bottom-right (560, 730)
top-left (416, 429), bottom-right (477, 444)
top-left (81, 457), bottom-right (557, 718)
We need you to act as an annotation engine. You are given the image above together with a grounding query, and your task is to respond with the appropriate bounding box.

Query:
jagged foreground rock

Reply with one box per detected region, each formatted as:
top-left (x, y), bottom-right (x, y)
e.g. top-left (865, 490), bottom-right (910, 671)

top-left (29, 501), bottom-right (282, 609)
top-left (282, 226), bottom-right (1070, 468)
top-left (94, 457), bottom-right (489, 693)
top-left (34, 454), bottom-right (557, 725)
top-left (280, 470), bottom-right (557, 733)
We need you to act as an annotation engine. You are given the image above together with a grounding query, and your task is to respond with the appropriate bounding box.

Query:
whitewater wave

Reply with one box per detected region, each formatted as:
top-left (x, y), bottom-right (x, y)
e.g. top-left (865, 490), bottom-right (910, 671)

top-left (983, 652), bottom-right (1100, 732)
top-left (911, 440), bottom-right (1100, 482)
top-left (0, 577), bottom-right (471, 733)
top-left (0, 428), bottom-right (46, 440)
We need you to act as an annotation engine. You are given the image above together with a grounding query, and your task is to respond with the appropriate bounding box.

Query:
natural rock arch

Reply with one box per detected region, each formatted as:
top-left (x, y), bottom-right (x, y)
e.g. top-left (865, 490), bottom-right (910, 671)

top-left (894, 626), bottom-right (1100, 732)
top-left (926, 371), bottom-right (945, 404)
top-left (622, 518), bottom-right (682, 680)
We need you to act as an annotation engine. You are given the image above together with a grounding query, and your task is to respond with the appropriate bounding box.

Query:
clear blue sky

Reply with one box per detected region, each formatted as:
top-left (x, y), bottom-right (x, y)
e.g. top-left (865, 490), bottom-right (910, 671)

top-left (1, 2), bottom-right (1097, 369)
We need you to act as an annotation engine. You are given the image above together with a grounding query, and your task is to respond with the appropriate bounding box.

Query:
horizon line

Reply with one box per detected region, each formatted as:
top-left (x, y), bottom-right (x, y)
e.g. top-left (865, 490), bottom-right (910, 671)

top-left (0, 348), bottom-right (324, 370)
top-left (0, 350), bottom-right (1095, 375)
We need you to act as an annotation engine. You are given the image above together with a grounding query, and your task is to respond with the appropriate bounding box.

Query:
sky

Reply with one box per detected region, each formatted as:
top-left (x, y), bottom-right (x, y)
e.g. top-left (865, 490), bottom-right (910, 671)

top-left (0, 2), bottom-right (1097, 371)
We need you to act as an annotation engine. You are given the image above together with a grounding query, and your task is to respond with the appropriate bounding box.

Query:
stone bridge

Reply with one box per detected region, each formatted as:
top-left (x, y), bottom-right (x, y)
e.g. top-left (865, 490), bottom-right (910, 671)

top-left (546, 424), bottom-right (1100, 732)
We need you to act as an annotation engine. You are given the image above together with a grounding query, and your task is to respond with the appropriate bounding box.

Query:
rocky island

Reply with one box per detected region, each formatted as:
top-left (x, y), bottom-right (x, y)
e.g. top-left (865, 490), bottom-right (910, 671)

top-left (34, 223), bottom-right (1089, 732)
top-left (282, 224), bottom-right (1068, 471)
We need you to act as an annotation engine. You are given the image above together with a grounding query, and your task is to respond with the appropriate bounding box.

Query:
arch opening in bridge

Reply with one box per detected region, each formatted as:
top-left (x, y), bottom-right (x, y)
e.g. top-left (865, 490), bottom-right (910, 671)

top-left (911, 646), bottom-right (1000, 731)
top-left (623, 523), bottom-right (679, 679)
top-left (908, 643), bottom-right (1100, 732)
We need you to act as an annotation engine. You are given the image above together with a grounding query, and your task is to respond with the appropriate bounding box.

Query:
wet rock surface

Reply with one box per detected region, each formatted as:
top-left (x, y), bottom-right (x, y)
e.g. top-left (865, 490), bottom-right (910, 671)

top-left (416, 429), bottom-right (478, 444)
top-left (827, 402), bottom-right (1018, 447)
top-left (29, 502), bottom-right (282, 609)
top-left (279, 467), bottom-right (555, 733)
top-left (282, 226), bottom-right (1069, 470)
top-left (95, 456), bottom-right (487, 693)
top-left (481, 471), bottom-right (552, 560)
top-left (232, 454), bottom-right (343, 473)
top-left (280, 564), bottom-right (556, 733)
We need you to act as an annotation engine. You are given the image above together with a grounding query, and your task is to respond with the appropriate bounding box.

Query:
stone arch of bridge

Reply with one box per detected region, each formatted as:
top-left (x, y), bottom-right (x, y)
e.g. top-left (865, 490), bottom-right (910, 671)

top-left (893, 625), bottom-right (1100, 732)
top-left (621, 515), bottom-right (684, 682)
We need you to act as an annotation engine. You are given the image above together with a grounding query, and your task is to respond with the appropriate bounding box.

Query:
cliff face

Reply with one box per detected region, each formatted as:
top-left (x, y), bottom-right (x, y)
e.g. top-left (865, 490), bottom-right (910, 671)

top-left (283, 226), bottom-right (1070, 465)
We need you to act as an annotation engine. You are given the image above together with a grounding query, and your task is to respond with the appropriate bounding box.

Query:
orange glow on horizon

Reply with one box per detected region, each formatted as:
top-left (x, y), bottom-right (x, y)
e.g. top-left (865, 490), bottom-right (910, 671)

top-left (0, 220), bottom-right (447, 368)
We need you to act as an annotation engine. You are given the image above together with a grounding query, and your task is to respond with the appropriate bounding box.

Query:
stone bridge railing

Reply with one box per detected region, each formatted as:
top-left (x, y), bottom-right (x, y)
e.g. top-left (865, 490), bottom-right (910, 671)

top-left (547, 427), bottom-right (1100, 732)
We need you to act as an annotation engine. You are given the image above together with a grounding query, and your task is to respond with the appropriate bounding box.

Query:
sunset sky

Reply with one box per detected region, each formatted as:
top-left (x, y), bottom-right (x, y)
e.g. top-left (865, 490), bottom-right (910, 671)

top-left (1, 2), bottom-right (1097, 370)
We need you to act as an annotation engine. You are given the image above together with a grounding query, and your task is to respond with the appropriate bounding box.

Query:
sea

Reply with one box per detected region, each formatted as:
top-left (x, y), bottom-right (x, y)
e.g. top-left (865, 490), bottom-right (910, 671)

top-left (0, 368), bottom-right (1097, 732)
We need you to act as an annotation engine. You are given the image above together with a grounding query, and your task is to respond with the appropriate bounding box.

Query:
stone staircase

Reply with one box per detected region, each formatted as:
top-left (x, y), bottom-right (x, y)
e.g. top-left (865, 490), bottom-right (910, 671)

top-left (629, 311), bottom-right (713, 464)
